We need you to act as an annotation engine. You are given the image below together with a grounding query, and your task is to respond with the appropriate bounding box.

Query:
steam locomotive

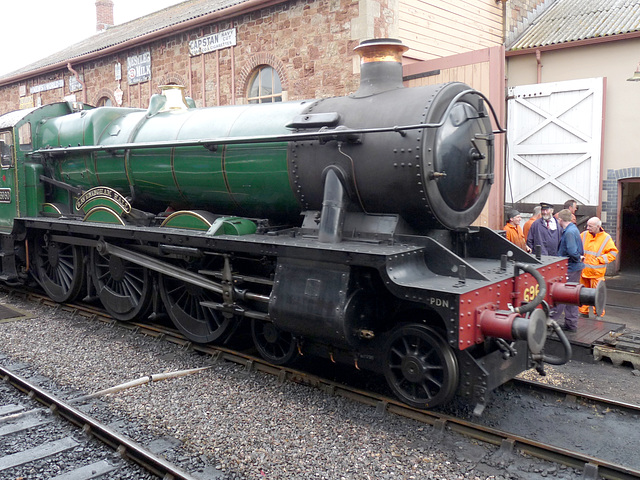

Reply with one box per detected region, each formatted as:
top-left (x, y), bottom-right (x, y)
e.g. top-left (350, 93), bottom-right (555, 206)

top-left (0, 39), bottom-right (603, 413)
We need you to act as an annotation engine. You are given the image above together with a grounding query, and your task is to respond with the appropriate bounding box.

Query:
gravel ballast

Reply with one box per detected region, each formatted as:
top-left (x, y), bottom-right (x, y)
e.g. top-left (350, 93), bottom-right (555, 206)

top-left (0, 294), bottom-right (600, 479)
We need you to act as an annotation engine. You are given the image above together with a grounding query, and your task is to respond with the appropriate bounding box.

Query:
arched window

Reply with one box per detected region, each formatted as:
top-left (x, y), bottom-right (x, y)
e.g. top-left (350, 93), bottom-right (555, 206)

top-left (96, 96), bottom-right (113, 107)
top-left (247, 66), bottom-right (282, 104)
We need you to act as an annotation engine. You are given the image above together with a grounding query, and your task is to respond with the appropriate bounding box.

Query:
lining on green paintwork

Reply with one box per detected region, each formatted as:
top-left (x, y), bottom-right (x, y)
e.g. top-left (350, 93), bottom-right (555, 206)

top-left (83, 206), bottom-right (125, 225)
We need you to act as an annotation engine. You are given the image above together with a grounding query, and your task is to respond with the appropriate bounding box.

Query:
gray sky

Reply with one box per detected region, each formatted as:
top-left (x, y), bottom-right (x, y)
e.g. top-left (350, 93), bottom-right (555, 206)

top-left (0, 0), bottom-right (186, 76)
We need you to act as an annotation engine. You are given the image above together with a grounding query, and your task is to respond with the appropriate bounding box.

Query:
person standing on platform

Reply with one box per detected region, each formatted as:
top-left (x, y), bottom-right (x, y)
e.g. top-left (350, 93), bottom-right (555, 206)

top-left (503, 209), bottom-right (532, 252)
top-left (526, 202), bottom-right (562, 255)
top-left (579, 217), bottom-right (618, 318)
top-left (564, 199), bottom-right (579, 223)
top-left (523, 205), bottom-right (541, 239)
top-left (556, 209), bottom-right (585, 332)
top-left (556, 199), bottom-right (578, 224)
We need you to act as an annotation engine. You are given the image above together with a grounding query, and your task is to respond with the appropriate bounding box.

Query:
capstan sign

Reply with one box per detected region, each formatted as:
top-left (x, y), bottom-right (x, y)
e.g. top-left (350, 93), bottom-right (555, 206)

top-left (189, 28), bottom-right (237, 56)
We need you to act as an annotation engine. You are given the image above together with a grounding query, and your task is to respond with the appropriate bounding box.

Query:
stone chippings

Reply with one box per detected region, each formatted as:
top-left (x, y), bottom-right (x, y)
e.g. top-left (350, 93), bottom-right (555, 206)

top-left (0, 295), bottom-right (575, 480)
top-left (0, 367), bottom-right (157, 479)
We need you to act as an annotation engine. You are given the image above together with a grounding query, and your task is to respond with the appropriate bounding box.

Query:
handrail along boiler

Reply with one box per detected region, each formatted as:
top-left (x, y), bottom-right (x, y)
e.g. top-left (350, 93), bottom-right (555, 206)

top-left (0, 39), bottom-right (604, 412)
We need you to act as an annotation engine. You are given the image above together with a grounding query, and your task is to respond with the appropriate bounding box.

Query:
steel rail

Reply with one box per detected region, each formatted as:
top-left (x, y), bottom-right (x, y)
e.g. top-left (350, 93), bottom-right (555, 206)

top-left (0, 364), bottom-right (201, 480)
top-left (514, 377), bottom-right (640, 413)
top-left (2, 285), bottom-right (640, 480)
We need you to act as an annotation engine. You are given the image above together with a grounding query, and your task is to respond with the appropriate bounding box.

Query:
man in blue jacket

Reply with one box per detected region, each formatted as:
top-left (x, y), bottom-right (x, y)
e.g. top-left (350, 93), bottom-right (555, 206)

top-left (556, 208), bottom-right (585, 331)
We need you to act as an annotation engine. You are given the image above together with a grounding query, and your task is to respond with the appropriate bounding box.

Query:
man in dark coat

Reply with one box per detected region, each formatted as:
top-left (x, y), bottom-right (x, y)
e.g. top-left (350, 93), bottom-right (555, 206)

top-left (556, 209), bottom-right (585, 331)
top-left (526, 202), bottom-right (562, 255)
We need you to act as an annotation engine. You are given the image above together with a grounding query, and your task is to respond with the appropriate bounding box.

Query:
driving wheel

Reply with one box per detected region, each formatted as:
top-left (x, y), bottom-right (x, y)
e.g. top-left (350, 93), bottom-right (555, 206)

top-left (159, 262), bottom-right (233, 343)
top-left (383, 324), bottom-right (459, 409)
top-left (34, 236), bottom-right (85, 303)
top-left (90, 248), bottom-right (152, 321)
top-left (251, 319), bottom-right (298, 365)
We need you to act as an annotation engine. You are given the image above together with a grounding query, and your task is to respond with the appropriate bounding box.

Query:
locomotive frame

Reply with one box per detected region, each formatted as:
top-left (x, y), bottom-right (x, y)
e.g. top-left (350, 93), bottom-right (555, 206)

top-left (0, 39), bottom-right (603, 413)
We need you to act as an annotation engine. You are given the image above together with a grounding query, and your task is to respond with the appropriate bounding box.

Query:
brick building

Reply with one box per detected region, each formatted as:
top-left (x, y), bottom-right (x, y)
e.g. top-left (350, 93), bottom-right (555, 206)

top-left (0, 0), bottom-right (399, 111)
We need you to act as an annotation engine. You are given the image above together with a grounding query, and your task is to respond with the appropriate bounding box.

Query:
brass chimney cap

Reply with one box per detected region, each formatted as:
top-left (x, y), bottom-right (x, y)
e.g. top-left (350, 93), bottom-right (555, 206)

top-left (354, 38), bottom-right (409, 64)
top-left (159, 84), bottom-right (190, 111)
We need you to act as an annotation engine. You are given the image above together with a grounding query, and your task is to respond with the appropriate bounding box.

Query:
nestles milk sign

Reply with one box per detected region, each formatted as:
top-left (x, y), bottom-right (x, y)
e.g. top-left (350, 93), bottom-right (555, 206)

top-left (127, 51), bottom-right (151, 85)
top-left (189, 28), bottom-right (236, 56)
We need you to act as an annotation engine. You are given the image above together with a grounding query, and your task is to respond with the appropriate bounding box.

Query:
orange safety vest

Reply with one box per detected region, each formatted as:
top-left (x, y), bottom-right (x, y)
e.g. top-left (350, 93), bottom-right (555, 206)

top-left (580, 229), bottom-right (618, 278)
top-left (503, 222), bottom-right (527, 251)
top-left (522, 216), bottom-right (536, 239)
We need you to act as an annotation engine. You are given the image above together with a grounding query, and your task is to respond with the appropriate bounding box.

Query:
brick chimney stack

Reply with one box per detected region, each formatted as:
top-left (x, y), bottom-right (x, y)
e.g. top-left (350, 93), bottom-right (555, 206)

top-left (96, 0), bottom-right (114, 32)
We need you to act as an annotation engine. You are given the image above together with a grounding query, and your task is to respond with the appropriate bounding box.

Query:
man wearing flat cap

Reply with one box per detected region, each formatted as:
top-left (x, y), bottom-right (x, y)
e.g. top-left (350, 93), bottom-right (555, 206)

top-left (526, 202), bottom-right (562, 255)
top-left (503, 208), bottom-right (531, 252)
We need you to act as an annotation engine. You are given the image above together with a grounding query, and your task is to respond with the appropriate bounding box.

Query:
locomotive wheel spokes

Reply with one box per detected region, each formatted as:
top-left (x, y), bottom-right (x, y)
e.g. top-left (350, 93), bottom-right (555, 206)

top-left (251, 320), bottom-right (298, 365)
top-left (159, 268), bottom-right (233, 344)
top-left (383, 324), bottom-right (459, 409)
top-left (34, 237), bottom-right (85, 303)
top-left (90, 248), bottom-right (152, 322)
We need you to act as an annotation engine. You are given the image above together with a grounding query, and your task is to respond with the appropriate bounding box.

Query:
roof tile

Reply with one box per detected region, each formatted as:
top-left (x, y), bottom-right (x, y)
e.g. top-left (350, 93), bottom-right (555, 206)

top-left (508, 0), bottom-right (640, 50)
top-left (0, 0), bottom-right (247, 80)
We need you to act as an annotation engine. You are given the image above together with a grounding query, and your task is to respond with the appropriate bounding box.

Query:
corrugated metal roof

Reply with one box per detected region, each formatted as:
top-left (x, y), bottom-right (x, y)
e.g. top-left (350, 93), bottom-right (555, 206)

top-left (508, 0), bottom-right (640, 51)
top-left (0, 0), bottom-right (249, 81)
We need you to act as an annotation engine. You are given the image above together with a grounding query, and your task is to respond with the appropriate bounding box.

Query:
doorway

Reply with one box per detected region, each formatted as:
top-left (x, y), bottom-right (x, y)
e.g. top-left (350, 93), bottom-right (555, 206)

top-left (619, 180), bottom-right (640, 274)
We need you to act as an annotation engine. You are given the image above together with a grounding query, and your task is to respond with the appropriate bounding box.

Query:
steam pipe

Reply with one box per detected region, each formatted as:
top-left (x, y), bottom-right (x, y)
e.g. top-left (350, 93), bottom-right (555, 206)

top-left (536, 319), bottom-right (572, 365)
top-left (318, 168), bottom-right (347, 243)
top-left (513, 262), bottom-right (547, 314)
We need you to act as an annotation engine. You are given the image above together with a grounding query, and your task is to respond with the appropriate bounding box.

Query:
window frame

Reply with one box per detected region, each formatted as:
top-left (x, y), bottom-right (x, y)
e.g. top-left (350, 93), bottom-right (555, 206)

top-left (0, 130), bottom-right (14, 169)
top-left (246, 65), bottom-right (283, 104)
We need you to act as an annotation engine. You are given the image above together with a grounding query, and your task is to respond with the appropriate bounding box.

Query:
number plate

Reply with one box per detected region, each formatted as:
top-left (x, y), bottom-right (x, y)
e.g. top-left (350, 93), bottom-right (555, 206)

top-left (0, 188), bottom-right (11, 204)
top-left (523, 284), bottom-right (540, 302)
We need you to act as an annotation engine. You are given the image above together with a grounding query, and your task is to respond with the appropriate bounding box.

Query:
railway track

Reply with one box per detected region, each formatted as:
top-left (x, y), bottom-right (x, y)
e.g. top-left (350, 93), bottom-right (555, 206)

top-left (0, 363), bottom-right (200, 479)
top-left (2, 286), bottom-right (640, 480)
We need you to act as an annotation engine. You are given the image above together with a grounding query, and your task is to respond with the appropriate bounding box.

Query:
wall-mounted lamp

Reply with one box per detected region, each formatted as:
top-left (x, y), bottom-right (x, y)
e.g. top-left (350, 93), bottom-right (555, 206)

top-left (627, 62), bottom-right (640, 82)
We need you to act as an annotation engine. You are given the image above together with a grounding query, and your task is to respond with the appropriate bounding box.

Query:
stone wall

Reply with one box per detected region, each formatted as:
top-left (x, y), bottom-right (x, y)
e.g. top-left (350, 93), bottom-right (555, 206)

top-left (0, 0), bottom-right (396, 112)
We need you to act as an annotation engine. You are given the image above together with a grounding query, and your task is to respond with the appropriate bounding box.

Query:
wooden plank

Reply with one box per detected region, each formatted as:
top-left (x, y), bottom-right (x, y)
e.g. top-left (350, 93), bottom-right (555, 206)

top-left (399, 4), bottom-right (502, 35)
top-left (399, 11), bottom-right (502, 49)
top-left (402, 0), bottom-right (503, 26)
top-left (398, 0), bottom-right (502, 60)
top-left (0, 437), bottom-right (78, 470)
top-left (50, 460), bottom-right (119, 480)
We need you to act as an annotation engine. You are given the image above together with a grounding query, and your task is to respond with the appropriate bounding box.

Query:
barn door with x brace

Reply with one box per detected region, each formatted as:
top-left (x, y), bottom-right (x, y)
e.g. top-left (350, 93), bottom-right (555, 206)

top-left (506, 77), bottom-right (604, 208)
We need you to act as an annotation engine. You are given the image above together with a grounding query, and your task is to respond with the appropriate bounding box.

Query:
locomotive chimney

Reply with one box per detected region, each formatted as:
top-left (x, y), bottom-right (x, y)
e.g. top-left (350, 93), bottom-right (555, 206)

top-left (159, 85), bottom-right (190, 112)
top-left (353, 38), bottom-right (408, 97)
top-left (96, 0), bottom-right (114, 32)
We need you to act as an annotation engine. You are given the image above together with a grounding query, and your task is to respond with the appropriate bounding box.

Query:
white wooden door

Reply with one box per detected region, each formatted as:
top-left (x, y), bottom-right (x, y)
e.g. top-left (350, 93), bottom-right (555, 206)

top-left (506, 77), bottom-right (604, 206)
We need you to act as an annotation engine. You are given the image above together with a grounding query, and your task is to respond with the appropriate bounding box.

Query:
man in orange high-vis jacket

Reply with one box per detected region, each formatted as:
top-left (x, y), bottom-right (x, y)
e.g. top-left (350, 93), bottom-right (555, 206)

top-left (579, 217), bottom-right (618, 317)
